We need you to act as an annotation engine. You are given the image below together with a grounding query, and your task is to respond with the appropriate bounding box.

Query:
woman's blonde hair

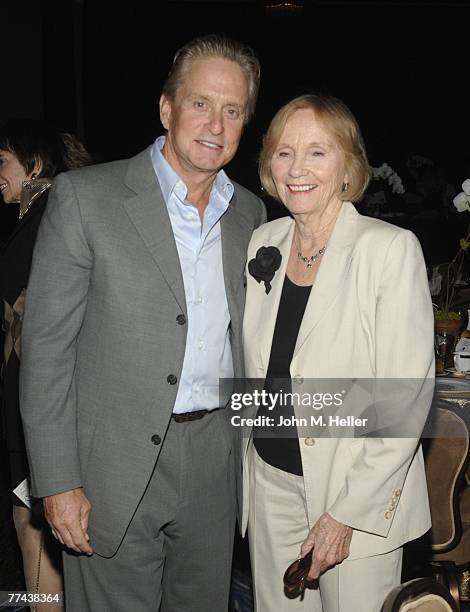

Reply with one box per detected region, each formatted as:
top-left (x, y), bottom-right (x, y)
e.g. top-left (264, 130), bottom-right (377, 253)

top-left (259, 94), bottom-right (370, 203)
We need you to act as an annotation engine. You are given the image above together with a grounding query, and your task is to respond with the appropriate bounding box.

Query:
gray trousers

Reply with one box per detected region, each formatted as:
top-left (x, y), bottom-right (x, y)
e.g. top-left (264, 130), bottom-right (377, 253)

top-left (63, 410), bottom-right (236, 611)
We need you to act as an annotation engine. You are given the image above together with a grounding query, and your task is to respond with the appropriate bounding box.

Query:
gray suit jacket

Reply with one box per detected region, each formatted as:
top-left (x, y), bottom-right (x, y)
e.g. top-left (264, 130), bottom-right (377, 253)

top-left (19, 147), bottom-right (266, 556)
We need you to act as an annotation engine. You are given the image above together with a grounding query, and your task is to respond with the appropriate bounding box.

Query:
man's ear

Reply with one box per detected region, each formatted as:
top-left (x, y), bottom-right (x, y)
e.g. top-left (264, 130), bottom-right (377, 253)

top-left (159, 94), bottom-right (172, 130)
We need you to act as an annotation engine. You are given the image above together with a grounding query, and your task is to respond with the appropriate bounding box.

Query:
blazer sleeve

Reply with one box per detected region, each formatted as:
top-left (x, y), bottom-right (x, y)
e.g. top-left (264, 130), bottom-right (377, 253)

top-left (327, 229), bottom-right (435, 536)
top-left (19, 173), bottom-right (93, 498)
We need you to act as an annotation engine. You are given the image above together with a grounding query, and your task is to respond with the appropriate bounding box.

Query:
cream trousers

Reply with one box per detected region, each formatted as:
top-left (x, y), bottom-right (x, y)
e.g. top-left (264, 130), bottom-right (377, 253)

top-left (247, 445), bottom-right (403, 612)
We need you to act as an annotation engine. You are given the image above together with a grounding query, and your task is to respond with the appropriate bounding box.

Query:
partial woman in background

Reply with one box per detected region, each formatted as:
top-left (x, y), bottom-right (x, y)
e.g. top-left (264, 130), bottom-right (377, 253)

top-left (0, 118), bottom-right (92, 608)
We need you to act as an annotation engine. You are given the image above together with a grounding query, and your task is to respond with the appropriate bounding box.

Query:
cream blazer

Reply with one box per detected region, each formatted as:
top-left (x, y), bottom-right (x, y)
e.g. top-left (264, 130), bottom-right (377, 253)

top-left (242, 202), bottom-right (435, 560)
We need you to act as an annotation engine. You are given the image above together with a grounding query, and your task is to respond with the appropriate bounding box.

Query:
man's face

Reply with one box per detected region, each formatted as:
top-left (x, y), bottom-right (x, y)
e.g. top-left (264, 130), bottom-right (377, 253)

top-left (160, 56), bottom-right (249, 183)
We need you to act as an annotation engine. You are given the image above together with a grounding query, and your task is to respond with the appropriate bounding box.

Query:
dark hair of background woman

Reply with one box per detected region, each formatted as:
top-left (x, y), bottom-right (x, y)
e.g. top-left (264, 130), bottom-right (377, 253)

top-left (0, 118), bottom-right (91, 178)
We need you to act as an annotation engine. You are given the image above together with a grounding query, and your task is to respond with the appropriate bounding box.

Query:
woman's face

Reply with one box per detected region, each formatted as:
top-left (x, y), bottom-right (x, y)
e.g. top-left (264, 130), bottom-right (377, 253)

top-left (0, 149), bottom-right (30, 204)
top-left (270, 108), bottom-right (348, 217)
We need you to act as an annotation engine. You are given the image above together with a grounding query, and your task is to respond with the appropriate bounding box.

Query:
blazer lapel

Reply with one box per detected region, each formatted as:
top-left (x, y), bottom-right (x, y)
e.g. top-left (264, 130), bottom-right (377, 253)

top-left (256, 219), bottom-right (295, 375)
top-left (294, 202), bottom-right (357, 356)
top-left (123, 148), bottom-right (187, 316)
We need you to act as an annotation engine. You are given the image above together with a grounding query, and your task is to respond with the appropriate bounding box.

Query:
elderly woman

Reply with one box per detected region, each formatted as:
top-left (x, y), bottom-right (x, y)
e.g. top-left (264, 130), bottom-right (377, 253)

top-left (241, 95), bottom-right (434, 611)
top-left (0, 118), bottom-right (91, 608)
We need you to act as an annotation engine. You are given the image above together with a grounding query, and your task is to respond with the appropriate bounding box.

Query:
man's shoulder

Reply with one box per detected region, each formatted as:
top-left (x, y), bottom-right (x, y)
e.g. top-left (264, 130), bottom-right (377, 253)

top-left (61, 157), bottom-right (131, 190)
top-left (231, 180), bottom-right (265, 224)
top-left (51, 148), bottom-right (156, 215)
top-left (232, 180), bottom-right (260, 202)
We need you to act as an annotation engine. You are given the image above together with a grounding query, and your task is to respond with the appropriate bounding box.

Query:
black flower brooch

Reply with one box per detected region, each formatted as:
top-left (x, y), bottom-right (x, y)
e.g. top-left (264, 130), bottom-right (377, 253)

top-left (248, 246), bottom-right (282, 294)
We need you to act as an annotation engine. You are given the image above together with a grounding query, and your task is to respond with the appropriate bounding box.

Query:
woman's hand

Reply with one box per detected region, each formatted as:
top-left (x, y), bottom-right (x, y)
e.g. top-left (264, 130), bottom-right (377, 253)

top-left (300, 512), bottom-right (352, 579)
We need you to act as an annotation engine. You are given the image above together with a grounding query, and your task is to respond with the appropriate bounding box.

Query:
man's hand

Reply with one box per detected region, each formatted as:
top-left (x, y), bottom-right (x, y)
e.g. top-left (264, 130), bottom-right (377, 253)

top-left (300, 512), bottom-right (352, 580)
top-left (43, 487), bottom-right (93, 554)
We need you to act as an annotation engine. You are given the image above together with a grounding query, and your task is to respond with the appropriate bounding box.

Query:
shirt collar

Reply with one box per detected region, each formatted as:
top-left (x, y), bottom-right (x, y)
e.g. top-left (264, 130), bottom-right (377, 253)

top-left (150, 136), bottom-right (234, 206)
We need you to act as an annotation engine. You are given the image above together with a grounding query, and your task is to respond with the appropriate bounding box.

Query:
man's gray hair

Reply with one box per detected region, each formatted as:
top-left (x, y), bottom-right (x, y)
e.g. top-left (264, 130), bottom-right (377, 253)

top-left (162, 34), bottom-right (260, 123)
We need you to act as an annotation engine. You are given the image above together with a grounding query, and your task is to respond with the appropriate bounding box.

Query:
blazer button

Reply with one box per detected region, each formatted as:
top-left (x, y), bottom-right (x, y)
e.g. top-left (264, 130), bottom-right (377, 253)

top-left (176, 314), bottom-right (186, 325)
top-left (167, 374), bottom-right (178, 385)
top-left (385, 511), bottom-right (392, 519)
top-left (151, 434), bottom-right (161, 446)
top-left (304, 437), bottom-right (316, 446)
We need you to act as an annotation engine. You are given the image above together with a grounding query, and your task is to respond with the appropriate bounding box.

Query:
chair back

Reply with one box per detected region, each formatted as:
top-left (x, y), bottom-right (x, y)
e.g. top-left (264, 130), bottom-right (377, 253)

top-left (423, 402), bottom-right (470, 553)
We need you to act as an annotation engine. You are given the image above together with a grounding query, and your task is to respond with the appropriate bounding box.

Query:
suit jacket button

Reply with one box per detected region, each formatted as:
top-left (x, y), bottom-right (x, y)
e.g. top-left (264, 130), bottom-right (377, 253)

top-left (385, 511), bottom-right (392, 519)
top-left (304, 437), bottom-right (315, 446)
top-left (167, 374), bottom-right (177, 385)
top-left (176, 314), bottom-right (186, 325)
top-left (151, 434), bottom-right (161, 445)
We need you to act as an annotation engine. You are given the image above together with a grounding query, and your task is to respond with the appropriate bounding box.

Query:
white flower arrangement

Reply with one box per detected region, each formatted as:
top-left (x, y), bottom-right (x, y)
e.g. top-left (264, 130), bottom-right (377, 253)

top-left (453, 178), bottom-right (470, 212)
top-left (428, 265), bottom-right (443, 297)
top-left (433, 178), bottom-right (470, 318)
top-left (370, 163), bottom-right (405, 194)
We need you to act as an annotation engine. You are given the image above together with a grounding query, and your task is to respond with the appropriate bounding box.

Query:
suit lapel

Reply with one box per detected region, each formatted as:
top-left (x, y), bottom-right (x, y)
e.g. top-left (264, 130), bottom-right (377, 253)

top-left (220, 193), bottom-right (249, 327)
top-left (294, 202), bottom-right (357, 356)
top-left (256, 219), bottom-right (295, 375)
top-left (123, 148), bottom-right (187, 316)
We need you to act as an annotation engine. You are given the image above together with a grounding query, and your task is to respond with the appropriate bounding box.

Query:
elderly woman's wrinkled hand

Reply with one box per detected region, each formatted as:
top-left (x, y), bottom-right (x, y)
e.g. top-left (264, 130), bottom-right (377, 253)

top-left (300, 512), bottom-right (353, 580)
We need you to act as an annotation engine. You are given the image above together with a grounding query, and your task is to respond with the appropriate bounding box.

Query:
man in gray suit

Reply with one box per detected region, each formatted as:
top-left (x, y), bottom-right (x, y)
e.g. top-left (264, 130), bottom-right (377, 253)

top-left (19, 35), bottom-right (265, 611)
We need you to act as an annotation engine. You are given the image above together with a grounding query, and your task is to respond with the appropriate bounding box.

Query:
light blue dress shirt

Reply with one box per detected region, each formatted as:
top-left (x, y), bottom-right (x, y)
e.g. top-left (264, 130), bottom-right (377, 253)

top-left (151, 136), bottom-right (234, 413)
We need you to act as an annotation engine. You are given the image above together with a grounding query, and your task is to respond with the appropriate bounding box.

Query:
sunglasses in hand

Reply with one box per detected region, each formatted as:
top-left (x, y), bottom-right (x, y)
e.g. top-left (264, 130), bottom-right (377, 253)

top-left (283, 549), bottom-right (319, 599)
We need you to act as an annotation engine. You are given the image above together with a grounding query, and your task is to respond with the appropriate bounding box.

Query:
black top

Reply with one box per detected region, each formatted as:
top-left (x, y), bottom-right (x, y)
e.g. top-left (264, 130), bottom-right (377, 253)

top-left (0, 191), bottom-right (49, 470)
top-left (253, 275), bottom-right (311, 476)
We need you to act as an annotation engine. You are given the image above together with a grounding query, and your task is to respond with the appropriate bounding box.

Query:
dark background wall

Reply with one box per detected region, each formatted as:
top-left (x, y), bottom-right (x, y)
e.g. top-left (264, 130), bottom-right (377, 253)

top-left (2, 1), bottom-right (44, 122)
top-left (2, 0), bottom-right (470, 255)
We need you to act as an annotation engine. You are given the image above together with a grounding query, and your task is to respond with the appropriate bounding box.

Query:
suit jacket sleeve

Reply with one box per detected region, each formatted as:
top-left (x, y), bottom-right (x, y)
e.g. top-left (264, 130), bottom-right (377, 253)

top-left (327, 230), bottom-right (435, 536)
top-left (20, 173), bottom-right (93, 498)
